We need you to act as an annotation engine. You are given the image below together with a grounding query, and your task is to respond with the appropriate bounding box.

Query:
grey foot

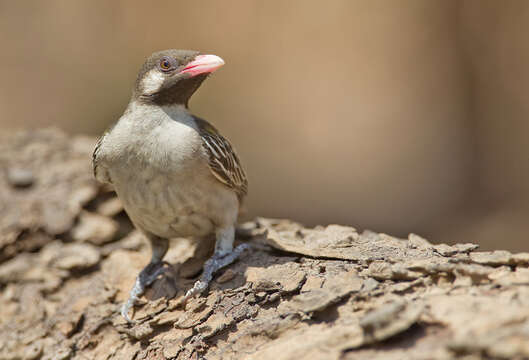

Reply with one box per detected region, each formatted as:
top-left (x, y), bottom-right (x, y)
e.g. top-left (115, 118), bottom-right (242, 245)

top-left (121, 261), bottom-right (167, 323)
top-left (184, 243), bottom-right (249, 301)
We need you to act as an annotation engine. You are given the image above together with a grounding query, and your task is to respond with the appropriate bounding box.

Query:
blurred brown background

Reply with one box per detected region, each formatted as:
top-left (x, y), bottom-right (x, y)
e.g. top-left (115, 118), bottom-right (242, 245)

top-left (1, 0), bottom-right (528, 250)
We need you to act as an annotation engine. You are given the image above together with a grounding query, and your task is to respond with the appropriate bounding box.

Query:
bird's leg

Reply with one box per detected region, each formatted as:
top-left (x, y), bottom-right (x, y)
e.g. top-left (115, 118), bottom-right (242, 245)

top-left (121, 235), bottom-right (169, 322)
top-left (184, 225), bottom-right (248, 300)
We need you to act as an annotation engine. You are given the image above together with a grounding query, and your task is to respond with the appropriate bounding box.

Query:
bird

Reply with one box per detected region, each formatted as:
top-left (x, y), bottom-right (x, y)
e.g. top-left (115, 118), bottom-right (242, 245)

top-left (92, 49), bottom-right (248, 322)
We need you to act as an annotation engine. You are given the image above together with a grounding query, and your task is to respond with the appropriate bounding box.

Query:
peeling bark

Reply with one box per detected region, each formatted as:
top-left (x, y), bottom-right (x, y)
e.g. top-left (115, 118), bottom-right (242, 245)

top-left (1, 129), bottom-right (529, 360)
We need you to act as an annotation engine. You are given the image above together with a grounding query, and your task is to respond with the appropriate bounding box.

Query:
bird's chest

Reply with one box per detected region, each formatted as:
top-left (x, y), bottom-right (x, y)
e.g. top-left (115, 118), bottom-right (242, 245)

top-left (116, 171), bottom-right (214, 238)
top-left (111, 143), bottom-right (213, 238)
top-left (113, 119), bottom-right (196, 178)
top-left (100, 113), bottom-right (213, 235)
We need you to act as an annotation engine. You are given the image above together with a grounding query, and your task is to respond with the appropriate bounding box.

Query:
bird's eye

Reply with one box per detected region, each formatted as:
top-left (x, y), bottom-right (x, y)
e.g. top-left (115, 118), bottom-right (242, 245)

top-left (159, 57), bottom-right (174, 72)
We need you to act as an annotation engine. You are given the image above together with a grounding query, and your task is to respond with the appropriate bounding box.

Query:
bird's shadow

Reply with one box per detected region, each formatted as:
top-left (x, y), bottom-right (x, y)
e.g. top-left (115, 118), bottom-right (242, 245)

top-left (135, 234), bottom-right (298, 318)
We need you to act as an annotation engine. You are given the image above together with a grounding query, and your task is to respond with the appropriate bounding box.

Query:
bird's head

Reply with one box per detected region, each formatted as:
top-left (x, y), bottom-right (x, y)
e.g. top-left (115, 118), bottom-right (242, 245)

top-left (133, 49), bottom-right (225, 107)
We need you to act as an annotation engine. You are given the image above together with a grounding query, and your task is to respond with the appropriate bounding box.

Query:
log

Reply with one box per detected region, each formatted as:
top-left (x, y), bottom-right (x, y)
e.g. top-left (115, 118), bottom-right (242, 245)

top-left (1, 129), bottom-right (528, 360)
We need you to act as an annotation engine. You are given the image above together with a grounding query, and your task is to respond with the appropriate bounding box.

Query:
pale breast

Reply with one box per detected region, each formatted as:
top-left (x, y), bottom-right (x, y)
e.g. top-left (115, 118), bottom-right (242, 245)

top-left (114, 170), bottom-right (216, 238)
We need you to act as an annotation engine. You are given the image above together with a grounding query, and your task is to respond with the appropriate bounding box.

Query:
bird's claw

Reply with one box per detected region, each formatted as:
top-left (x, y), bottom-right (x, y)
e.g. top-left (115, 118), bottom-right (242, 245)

top-left (120, 261), bottom-right (167, 323)
top-left (121, 300), bottom-right (135, 323)
top-left (121, 279), bottom-right (141, 323)
top-left (183, 280), bottom-right (207, 301)
top-left (183, 243), bottom-right (250, 302)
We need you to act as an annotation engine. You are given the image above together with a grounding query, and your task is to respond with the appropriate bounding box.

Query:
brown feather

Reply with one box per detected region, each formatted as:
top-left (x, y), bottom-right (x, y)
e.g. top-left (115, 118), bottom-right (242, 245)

top-left (193, 116), bottom-right (248, 200)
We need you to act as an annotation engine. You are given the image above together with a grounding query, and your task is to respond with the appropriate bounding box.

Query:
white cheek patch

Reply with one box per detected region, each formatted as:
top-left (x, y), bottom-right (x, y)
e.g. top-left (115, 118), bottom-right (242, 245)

top-left (142, 69), bottom-right (165, 95)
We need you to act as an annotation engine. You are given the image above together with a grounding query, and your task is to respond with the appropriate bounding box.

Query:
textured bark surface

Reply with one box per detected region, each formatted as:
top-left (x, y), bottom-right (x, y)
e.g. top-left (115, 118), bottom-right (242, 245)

top-left (2, 129), bottom-right (529, 360)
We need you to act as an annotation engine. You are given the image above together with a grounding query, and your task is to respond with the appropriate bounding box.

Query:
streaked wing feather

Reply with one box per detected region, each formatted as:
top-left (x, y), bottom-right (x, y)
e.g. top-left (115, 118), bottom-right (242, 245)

top-left (194, 116), bottom-right (248, 199)
top-left (92, 133), bottom-right (107, 179)
top-left (92, 129), bottom-right (114, 184)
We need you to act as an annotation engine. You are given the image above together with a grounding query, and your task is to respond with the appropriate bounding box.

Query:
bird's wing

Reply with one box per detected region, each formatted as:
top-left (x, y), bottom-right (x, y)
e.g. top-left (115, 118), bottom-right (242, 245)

top-left (193, 116), bottom-right (248, 200)
top-left (92, 131), bottom-right (112, 184)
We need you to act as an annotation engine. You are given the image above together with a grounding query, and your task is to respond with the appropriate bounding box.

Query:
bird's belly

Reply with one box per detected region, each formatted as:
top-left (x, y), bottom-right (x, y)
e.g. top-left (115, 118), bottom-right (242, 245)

top-left (113, 169), bottom-right (216, 239)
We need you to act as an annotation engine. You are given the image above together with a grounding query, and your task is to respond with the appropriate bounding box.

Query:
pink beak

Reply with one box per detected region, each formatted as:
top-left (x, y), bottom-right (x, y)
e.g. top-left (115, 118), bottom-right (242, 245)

top-left (180, 54), bottom-right (225, 77)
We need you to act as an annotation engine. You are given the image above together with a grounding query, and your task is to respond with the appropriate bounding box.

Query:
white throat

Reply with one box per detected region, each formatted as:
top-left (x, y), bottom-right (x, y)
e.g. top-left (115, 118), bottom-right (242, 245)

top-left (141, 69), bottom-right (165, 95)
